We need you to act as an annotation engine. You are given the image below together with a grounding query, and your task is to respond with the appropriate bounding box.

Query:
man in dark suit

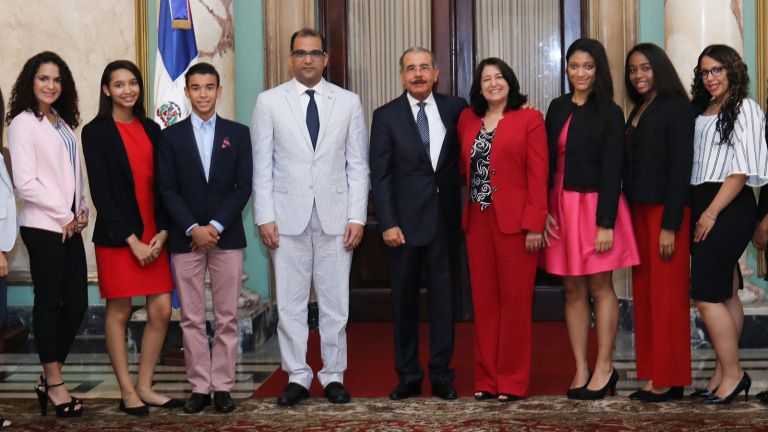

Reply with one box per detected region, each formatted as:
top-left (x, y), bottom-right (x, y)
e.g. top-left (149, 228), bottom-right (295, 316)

top-left (158, 62), bottom-right (252, 414)
top-left (370, 47), bottom-right (468, 400)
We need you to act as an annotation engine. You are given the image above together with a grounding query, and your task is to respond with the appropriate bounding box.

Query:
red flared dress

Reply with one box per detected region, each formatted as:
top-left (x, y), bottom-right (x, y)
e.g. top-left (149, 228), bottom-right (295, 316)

top-left (95, 120), bottom-right (173, 299)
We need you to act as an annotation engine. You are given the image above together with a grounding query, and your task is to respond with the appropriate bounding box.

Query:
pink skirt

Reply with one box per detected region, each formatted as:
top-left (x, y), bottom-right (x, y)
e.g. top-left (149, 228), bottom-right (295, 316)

top-left (539, 173), bottom-right (640, 276)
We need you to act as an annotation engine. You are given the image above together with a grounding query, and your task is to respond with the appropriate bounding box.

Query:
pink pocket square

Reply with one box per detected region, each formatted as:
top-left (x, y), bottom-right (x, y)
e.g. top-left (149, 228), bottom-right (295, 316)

top-left (222, 137), bottom-right (231, 149)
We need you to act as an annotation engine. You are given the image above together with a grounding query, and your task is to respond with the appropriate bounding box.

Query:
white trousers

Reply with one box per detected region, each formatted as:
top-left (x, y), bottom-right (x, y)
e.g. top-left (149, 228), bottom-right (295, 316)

top-left (272, 205), bottom-right (351, 389)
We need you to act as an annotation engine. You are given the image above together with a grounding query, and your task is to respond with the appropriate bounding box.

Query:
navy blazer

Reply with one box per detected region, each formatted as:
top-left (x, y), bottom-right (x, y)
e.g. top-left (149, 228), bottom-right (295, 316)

top-left (158, 115), bottom-right (253, 253)
top-left (82, 116), bottom-right (168, 247)
top-left (370, 92), bottom-right (467, 246)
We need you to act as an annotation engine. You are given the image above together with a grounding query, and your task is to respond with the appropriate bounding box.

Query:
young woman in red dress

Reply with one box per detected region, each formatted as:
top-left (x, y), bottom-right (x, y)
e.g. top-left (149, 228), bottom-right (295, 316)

top-left (82, 60), bottom-right (180, 415)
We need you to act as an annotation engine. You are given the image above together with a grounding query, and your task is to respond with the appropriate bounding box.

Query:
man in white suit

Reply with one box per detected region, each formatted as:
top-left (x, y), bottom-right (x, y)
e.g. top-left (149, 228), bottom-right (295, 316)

top-left (251, 28), bottom-right (369, 406)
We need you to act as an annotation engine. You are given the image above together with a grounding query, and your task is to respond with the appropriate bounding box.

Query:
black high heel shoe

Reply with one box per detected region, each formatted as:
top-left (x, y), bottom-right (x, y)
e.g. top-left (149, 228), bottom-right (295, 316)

top-left (690, 387), bottom-right (718, 399)
top-left (566, 370), bottom-right (592, 399)
top-left (35, 381), bottom-right (83, 417)
top-left (574, 368), bottom-right (619, 400)
top-left (702, 372), bottom-right (751, 405)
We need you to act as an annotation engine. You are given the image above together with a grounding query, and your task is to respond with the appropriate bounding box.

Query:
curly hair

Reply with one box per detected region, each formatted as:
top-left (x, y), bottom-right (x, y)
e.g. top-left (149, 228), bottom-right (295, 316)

top-left (690, 44), bottom-right (749, 146)
top-left (0, 87), bottom-right (4, 137)
top-left (5, 51), bottom-right (80, 129)
top-left (566, 38), bottom-right (614, 140)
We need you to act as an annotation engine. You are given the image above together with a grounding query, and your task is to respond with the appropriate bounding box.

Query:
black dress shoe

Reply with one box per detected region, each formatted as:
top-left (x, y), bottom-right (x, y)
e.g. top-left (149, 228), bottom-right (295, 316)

top-left (573, 368), bottom-right (619, 400)
top-left (628, 389), bottom-right (651, 401)
top-left (389, 382), bottom-right (421, 400)
top-left (277, 383), bottom-right (309, 406)
top-left (118, 400), bottom-right (148, 416)
top-left (323, 382), bottom-right (351, 404)
top-left (183, 393), bottom-right (211, 414)
top-left (566, 370), bottom-right (591, 400)
top-left (213, 391), bottom-right (236, 413)
top-left (497, 393), bottom-right (523, 403)
top-left (432, 382), bottom-right (457, 400)
top-left (757, 390), bottom-right (768, 404)
top-left (474, 391), bottom-right (496, 401)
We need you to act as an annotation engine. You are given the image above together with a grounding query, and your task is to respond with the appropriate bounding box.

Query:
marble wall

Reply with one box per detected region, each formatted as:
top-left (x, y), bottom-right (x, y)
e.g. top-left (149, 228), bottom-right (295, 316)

top-left (0, 0), bottom-right (138, 281)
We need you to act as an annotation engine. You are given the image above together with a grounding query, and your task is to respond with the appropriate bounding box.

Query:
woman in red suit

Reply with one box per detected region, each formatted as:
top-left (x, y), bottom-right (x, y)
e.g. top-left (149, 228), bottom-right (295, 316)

top-left (458, 57), bottom-right (549, 402)
top-left (82, 61), bottom-right (180, 415)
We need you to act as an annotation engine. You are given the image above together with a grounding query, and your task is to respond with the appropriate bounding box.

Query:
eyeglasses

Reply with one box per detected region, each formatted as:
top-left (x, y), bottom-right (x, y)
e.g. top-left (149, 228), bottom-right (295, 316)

top-left (699, 66), bottom-right (725, 79)
top-left (403, 65), bottom-right (433, 74)
top-left (291, 50), bottom-right (326, 60)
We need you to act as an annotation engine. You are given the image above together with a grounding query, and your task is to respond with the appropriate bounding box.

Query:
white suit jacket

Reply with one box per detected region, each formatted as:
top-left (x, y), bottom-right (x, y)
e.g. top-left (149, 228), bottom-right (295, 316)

top-left (0, 153), bottom-right (17, 252)
top-left (251, 79), bottom-right (369, 235)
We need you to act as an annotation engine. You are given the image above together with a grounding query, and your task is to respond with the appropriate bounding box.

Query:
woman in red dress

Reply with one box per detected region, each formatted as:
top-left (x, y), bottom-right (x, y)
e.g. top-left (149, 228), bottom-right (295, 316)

top-left (82, 60), bottom-right (180, 415)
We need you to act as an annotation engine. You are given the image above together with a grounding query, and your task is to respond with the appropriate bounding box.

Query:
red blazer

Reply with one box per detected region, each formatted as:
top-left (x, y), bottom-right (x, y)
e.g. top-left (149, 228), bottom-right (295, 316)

top-left (457, 107), bottom-right (549, 234)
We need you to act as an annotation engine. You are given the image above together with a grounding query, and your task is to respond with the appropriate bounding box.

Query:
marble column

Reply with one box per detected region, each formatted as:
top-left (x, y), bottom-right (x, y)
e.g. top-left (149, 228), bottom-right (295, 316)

top-left (263, 0), bottom-right (315, 90)
top-left (665, 0), bottom-right (744, 92)
top-left (586, 0), bottom-right (637, 299)
top-left (587, 0), bottom-right (638, 113)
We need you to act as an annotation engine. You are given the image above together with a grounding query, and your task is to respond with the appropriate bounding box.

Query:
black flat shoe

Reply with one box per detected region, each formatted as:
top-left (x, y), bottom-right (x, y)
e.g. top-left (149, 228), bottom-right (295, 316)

top-left (628, 389), bottom-right (651, 401)
top-left (324, 382), bottom-right (351, 404)
top-left (474, 391), bottom-right (495, 401)
top-left (432, 382), bottom-right (457, 400)
top-left (119, 400), bottom-right (149, 416)
top-left (213, 391), bottom-right (236, 413)
top-left (574, 368), bottom-right (619, 400)
top-left (702, 373), bottom-right (751, 405)
top-left (497, 393), bottom-right (523, 402)
top-left (636, 386), bottom-right (684, 403)
top-left (277, 383), bottom-right (309, 406)
top-left (389, 381), bottom-right (421, 400)
top-left (183, 392), bottom-right (211, 414)
top-left (757, 390), bottom-right (768, 404)
top-left (142, 398), bottom-right (185, 409)
top-left (690, 387), bottom-right (718, 398)
top-left (566, 370), bottom-right (592, 400)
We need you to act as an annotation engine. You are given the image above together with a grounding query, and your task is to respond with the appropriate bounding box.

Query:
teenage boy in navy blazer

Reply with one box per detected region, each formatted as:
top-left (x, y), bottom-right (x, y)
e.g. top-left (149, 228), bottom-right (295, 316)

top-left (158, 62), bottom-right (252, 414)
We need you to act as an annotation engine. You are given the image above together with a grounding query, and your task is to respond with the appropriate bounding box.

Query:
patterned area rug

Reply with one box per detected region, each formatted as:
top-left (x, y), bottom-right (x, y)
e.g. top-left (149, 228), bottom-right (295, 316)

top-left (1, 397), bottom-right (767, 431)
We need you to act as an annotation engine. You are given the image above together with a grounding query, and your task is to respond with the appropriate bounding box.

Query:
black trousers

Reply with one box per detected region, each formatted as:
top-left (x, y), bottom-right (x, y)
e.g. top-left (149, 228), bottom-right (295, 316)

top-left (386, 212), bottom-right (457, 384)
top-left (21, 227), bottom-right (87, 364)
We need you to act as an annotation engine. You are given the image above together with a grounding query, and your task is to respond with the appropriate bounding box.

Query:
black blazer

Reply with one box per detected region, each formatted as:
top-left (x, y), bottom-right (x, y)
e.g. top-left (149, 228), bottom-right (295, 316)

top-left (545, 94), bottom-right (625, 228)
top-left (158, 115), bottom-right (253, 253)
top-left (82, 116), bottom-right (168, 247)
top-left (624, 96), bottom-right (694, 231)
top-left (370, 92), bottom-right (468, 246)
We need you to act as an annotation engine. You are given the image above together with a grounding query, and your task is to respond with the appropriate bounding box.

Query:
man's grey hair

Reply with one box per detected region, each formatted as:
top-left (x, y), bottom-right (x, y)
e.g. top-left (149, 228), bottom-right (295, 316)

top-left (399, 47), bottom-right (437, 70)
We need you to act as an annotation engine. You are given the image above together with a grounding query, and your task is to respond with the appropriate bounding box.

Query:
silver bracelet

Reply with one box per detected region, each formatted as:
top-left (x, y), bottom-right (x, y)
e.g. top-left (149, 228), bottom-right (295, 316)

top-left (705, 209), bottom-right (717, 221)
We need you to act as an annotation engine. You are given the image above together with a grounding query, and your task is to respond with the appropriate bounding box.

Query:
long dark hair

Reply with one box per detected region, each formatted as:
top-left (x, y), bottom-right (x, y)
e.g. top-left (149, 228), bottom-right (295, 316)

top-left (5, 51), bottom-right (79, 128)
top-left (469, 57), bottom-right (527, 116)
top-left (566, 38), bottom-right (614, 139)
top-left (690, 44), bottom-right (749, 146)
top-left (624, 43), bottom-right (688, 105)
top-left (97, 60), bottom-right (146, 119)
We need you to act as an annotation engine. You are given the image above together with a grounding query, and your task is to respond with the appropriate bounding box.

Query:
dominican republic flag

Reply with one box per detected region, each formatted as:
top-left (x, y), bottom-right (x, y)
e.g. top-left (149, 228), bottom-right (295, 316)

top-left (153, 0), bottom-right (198, 128)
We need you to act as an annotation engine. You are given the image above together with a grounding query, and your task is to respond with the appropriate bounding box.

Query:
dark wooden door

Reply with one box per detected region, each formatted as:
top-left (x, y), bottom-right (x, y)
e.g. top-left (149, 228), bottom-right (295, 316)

top-left (319, 0), bottom-right (586, 321)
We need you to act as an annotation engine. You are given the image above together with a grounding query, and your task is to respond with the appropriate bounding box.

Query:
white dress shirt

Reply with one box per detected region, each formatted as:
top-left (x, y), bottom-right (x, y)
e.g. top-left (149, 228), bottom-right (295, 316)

top-left (294, 78), bottom-right (325, 118)
top-left (187, 112), bottom-right (224, 234)
top-left (407, 92), bottom-right (446, 170)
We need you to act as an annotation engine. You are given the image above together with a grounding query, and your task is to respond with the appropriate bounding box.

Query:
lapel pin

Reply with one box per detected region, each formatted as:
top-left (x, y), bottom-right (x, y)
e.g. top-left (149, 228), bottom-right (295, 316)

top-left (222, 136), bottom-right (231, 149)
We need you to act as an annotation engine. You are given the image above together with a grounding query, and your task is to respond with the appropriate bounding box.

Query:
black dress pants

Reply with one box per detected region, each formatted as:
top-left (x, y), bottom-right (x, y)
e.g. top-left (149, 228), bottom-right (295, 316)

top-left (386, 212), bottom-right (457, 384)
top-left (21, 227), bottom-right (87, 364)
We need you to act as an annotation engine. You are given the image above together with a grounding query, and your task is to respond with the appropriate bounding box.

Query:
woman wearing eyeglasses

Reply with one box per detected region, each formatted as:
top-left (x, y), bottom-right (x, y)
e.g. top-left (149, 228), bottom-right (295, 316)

top-left (689, 44), bottom-right (768, 404)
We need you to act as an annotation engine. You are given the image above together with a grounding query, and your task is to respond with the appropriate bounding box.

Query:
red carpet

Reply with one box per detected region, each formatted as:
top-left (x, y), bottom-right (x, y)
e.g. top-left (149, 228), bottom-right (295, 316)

top-left (253, 321), bottom-right (597, 398)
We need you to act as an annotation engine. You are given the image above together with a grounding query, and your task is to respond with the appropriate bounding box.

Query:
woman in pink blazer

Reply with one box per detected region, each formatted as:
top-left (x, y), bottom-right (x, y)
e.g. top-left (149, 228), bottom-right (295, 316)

top-left (6, 51), bottom-right (87, 418)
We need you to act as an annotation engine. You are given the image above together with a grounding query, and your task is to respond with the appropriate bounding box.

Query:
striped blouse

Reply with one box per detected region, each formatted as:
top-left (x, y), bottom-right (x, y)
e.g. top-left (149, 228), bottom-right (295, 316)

top-left (691, 98), bottom-right (768, 186)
